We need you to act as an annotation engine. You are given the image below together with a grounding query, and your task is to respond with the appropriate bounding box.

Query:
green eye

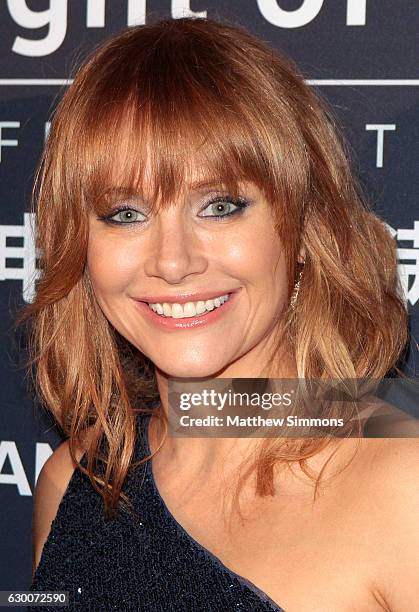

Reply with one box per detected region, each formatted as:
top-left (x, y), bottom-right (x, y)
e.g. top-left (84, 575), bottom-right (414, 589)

top-left (98, 207), bottom-right (146, 225)
top-left (112, 210), bottom-right (140, 223)
top-left (199, 197), bottom-right (249, 220)
top-left (202, 201), bottom-right (235, 217)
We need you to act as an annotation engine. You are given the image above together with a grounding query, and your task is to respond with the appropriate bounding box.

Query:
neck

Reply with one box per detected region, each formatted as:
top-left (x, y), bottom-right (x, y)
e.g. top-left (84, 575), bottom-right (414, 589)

top-left (148, 347), bottom-right (298, 475)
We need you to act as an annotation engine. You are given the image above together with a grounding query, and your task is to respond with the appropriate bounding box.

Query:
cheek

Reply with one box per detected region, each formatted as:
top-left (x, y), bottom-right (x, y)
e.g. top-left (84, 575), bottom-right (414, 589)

top-left (86, 235), bottom-right (137, 294)
top-left (226, 224), bottom-right (285, 286)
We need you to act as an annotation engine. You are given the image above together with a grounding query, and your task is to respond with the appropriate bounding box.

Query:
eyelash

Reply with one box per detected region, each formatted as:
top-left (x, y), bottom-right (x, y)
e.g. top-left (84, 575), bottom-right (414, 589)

top-left (96, 196), bottom-right (250, 225)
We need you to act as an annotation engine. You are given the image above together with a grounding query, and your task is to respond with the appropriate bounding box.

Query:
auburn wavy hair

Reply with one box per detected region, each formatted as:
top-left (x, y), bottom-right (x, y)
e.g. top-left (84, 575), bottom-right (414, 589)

top-left (15, 17), bottom-right (409, 521)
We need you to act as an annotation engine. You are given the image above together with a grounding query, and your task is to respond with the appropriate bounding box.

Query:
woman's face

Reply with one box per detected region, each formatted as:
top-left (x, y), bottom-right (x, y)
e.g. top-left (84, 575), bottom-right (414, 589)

top-left (87, 168), bottom-right (293, 379)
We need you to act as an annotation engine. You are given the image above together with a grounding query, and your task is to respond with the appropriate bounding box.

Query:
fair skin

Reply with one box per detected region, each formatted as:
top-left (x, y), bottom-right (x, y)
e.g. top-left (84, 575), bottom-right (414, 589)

top-left (32, 168), bottom-right (418, 610)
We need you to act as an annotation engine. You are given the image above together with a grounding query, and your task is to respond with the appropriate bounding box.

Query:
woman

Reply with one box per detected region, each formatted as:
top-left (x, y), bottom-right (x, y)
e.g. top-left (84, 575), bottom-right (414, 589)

top-left (19, 16), bottom-right (418, 611)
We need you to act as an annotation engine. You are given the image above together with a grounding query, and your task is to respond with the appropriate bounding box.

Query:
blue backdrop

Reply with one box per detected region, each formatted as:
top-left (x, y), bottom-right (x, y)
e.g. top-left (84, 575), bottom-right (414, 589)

top-left (1, 1), bottom-right (418, 600)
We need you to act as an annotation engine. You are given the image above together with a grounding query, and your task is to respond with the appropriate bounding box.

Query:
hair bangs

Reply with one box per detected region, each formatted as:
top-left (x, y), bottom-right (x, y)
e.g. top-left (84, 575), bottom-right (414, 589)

top-left (76, 36), bottom-right (287, 219)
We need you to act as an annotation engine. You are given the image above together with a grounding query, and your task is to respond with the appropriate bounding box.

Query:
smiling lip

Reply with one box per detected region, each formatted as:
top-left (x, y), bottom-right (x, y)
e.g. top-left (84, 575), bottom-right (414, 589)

top-left (132, 288), bottom-right (241, 330)
top-left (133, 287), bottom-right (241, 305)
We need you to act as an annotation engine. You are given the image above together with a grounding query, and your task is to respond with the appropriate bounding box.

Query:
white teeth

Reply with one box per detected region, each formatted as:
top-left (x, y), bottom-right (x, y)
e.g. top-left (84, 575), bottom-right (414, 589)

top-left (171, 304), bottom-right (184, 319)
top-left (147, 293), bottom-right (231, 318)
top-left (183, 302), bottom-right (196, 317)
top-left (195, 301), bottom-right (207, 315)
top-left (205, 299), bottom-right (215, 311)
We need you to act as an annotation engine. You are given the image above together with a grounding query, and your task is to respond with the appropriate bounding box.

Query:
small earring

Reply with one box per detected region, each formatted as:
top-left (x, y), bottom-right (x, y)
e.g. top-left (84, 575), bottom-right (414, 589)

top-left (290, 260), bottom-right (305, 310)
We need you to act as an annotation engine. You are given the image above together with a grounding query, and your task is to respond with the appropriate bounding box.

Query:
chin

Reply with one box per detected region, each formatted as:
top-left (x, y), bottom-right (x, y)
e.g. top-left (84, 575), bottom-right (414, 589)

top-left (156, 360), bottom-right (227, 380)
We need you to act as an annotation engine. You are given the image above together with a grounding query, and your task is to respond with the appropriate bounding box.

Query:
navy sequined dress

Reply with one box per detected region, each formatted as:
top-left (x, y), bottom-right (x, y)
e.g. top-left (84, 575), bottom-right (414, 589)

top-left (28, 408), bottom-right (286, 611)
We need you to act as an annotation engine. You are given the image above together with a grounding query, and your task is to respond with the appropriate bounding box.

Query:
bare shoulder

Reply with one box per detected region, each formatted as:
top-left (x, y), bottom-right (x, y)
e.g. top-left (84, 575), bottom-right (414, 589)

top-left (31, 435), bottom-right (89, 580)
top-left (362, 436), bottom-right (419, 611)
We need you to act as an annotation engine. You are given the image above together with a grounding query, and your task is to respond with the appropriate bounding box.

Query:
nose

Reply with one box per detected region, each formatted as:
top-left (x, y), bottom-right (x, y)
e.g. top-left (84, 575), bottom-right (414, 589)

top-left (143, 207), bottom-right (208, 284)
